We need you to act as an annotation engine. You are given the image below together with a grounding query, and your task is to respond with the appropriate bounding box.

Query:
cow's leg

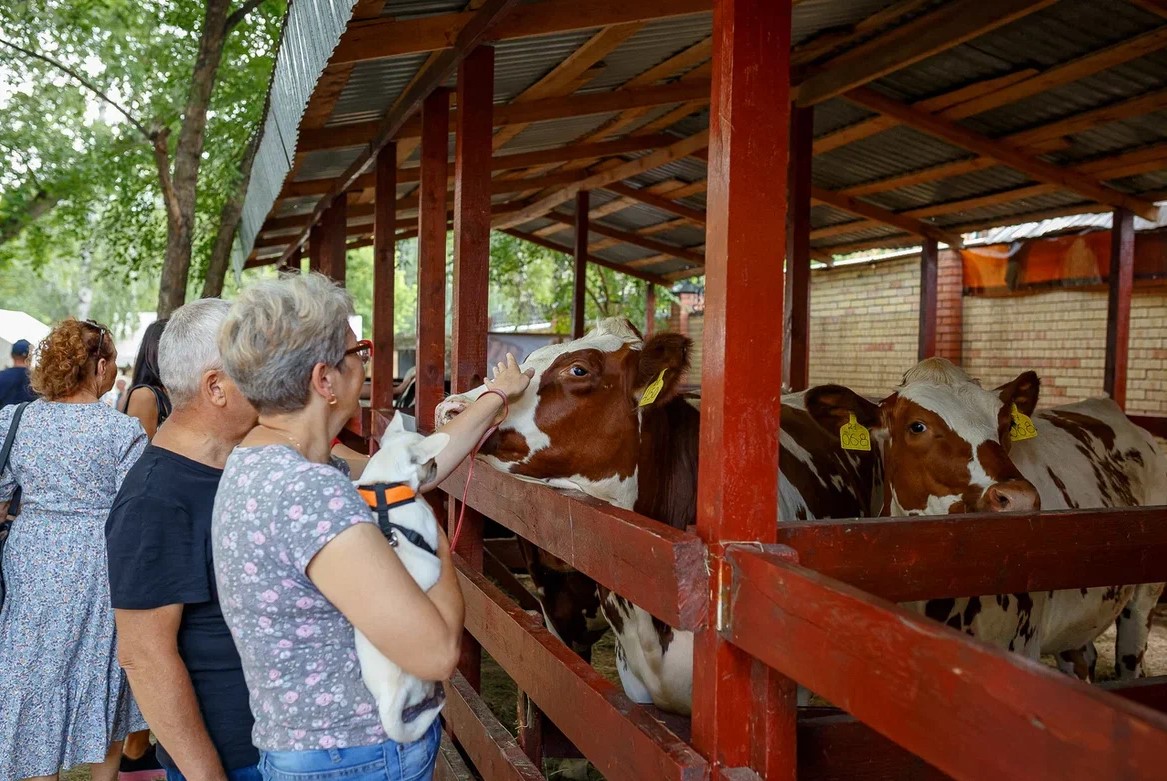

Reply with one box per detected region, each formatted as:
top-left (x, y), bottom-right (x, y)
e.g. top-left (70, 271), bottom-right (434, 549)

top-left (1056, 643), bottom-right (1098, 681)
top-left (615, 642), bottom-right (654, 704)
top-left (1115, 583), bottom-right (1164, 679)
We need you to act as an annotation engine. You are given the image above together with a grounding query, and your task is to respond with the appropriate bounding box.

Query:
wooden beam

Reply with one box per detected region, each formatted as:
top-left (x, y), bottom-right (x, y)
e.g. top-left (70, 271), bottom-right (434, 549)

top-left (451, 45), bottom-right (494, 691)
top-left (917, 237), bottom-right (938, 360)
top-left (331, 0), bottom-right (711, 65)
top-left (774, 507), bottom-right (1167, 602)
top-left (502, 228), bottom-right (672, 286)
top-left (572, 191), bottom-right (589, 338)
top-left (796, 0), bottom-right (1054, 107)
top-left (847, 86), bottom-right (1161, 221)
top-left (442, 673), bottom-right (545, 781)
top-left (1105, 208), bottom-right (1136, 409)
top-left (544, 212), bottom-right (705, 265)
top-left (372, 143), bottom-right (396, 411)
top-left (297, 81), bottom-right (711, 153)
top-left (726, 549), bottom-right (1167, 781)
top-left (275, 0), bottom-right (521, 267)
top-left (318, 196), bottom-right (348, 284)
top-left (603, 181), bottom-right (707, 224)
top-left (494, 132), bottom-right (709, 229)
top-left (811, 68), bottom-right (1039, 155)
top-left (842, 86), bottom-right (1167, 198)
top-left (784, 105), bottom-right (813, 392)
top-left (455, 561), bottom-right (709, 781)
top-left (491, 23), bottom-right (644, 150)
top-left (693, 0), bottom-right (794, 778)
top-left (1128, 0), bottom-right (1167, 18)
top-left (810, 186), bottom-right (962, 246)
top-left (816, 141), bottom-right (1167, 240)
top-left (645, 283), bottom-right (656, 337)
top-left (417, 88), bottom-right (451, 434)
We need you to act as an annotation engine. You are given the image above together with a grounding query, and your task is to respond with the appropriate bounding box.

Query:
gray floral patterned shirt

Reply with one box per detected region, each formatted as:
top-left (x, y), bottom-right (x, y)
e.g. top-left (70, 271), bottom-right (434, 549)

top-left (212, 445), bottom-right (386, 751)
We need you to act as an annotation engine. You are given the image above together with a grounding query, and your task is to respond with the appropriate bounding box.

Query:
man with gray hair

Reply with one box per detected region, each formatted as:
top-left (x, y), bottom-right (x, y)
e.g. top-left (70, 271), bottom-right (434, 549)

top-left (105, 298), bottom-right (260, 781)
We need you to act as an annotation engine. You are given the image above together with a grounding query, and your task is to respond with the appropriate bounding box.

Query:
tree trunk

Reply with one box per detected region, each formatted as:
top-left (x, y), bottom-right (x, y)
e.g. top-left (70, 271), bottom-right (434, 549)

top-left (201, 131), bottom-right (260, 298)
top-left (155, 0), bottom-right (234, 317)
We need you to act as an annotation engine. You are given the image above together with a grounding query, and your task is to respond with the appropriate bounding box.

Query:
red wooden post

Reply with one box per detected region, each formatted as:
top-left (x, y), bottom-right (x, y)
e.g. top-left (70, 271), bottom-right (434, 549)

top-left (692, 0), bottom-right (795, 779)
top-left (1105, 208), bottom-right (1135, 409)
top-left (278, 246), bottom-right (302, 275)
top-left (918, 237), bottom-right (939, 360)
top-left (417, 88), bottom-right (451, 434)
top-left (372, 143), bottom-right (397, 412)
top-left (784, 104), bottom-right (813, 391)
top-left (451, 45), bottom-right (494, 691)
top-left (319, 195), bottom-right (348, 286)
top-left (572, 191), bottom-right (589, 339)
top-left (308, 223), bottom-right (323, 275)
top-left (645, 283), bottom-right (656, 337)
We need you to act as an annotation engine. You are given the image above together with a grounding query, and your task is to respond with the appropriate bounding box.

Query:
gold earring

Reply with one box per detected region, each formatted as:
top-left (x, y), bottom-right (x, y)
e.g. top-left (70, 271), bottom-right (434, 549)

top-left (328, 395), bottom-right (338, 406)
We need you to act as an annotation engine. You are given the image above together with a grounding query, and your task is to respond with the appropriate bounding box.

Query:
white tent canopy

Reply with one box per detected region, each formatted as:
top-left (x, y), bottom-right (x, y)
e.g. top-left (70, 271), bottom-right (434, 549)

top-left (0, 309), bottom-right (51, 367)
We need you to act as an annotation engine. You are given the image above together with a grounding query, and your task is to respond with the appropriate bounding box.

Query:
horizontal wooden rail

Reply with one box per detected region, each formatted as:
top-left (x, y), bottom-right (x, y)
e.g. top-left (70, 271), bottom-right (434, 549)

top-left (776, 506), bottom-right (1167, 602)
top-left (435, 736), bottom-right (475, 781)
top-left (442, 673), bottom-right (543, 781)
top-left (1130, 415), bottom-right (1167, 439)
top-left (725, 546), bottom-right (1167, 781)
top-left (456, 558), bottom-right (708, 781)
top-left (441, 462), bottom-right (708, 629)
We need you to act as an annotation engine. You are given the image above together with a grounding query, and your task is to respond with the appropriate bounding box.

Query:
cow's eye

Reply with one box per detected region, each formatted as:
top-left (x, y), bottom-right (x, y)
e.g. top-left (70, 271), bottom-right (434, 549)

top-left (570, 365), bottom-right (589, 377)
top-left (908, 421), bottom-right (927, 434)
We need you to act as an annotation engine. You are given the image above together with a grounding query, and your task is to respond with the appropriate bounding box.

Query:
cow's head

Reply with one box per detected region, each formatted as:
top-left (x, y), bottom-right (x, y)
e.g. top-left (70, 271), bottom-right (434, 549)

top-left (435, 318), bottom-right (690, 509)
top-left (806, 358), bottom-right (1041, 516)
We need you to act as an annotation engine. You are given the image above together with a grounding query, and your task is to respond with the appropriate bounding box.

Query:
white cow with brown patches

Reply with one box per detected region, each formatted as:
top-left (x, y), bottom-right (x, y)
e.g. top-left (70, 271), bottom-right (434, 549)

top-left (808, 358), bottom-right (1167, 679)
top-left (437, 319), bottom-right (881, 714)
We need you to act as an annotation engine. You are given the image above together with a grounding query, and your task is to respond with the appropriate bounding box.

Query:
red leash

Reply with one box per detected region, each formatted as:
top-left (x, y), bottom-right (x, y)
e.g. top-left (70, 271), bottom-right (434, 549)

top-left (450, 388), bottom-right (509, 550)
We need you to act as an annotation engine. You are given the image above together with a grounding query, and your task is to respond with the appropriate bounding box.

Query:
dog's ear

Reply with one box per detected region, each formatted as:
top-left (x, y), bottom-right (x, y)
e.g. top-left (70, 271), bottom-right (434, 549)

top-left (411, 432), bottom-right (449, 486)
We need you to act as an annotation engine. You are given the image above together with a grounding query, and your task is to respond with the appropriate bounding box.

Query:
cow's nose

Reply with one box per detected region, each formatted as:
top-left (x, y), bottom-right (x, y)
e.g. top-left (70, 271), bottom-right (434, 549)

top-left (979, 479), bottom-right (1040, 513)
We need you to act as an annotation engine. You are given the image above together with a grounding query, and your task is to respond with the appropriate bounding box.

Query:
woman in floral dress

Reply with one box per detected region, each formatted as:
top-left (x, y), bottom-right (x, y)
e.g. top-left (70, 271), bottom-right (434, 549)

top-left (0, 318), bottom-right (147, 781)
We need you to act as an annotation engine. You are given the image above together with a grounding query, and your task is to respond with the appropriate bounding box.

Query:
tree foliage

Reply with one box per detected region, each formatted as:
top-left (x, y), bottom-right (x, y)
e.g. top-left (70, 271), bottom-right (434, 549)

top-left (0, 0), bottom-right (283, 319)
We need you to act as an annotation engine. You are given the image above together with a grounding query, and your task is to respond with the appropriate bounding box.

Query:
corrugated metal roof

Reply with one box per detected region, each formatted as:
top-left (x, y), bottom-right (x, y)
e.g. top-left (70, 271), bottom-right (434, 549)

top-left (239, 0), bottom-right (1167, 272)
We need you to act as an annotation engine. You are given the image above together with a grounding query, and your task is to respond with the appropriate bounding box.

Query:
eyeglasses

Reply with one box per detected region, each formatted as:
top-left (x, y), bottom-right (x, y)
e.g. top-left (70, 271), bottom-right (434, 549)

top-left (343, 340), bottom-right (373, 366)
top-left (82, 319), bottom-right (110, 360)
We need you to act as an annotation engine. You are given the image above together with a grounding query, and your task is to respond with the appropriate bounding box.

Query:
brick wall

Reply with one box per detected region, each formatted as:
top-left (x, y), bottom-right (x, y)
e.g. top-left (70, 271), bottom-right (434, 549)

top-left (963, 289), bottom-right (1167, 415)
top-left (668, 253), bottom-right (1165, 414)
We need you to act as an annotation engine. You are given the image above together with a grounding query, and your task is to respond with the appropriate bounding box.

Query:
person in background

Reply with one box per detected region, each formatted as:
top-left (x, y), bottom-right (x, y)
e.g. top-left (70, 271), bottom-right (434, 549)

top-left (0, 318), bottom-right (147, 781)
top-left (107, 299), bottom-right (260, 781)
top-left (121, 319), bottom-right (170, 441)
top-left (114, 377), bottom-right (128, 408)
top-left (0, 339), bottom-right (37, 407)
top-left (213, 274), bottom-right (531, 781)
top-left (114, 319), bottom-right (171, 780)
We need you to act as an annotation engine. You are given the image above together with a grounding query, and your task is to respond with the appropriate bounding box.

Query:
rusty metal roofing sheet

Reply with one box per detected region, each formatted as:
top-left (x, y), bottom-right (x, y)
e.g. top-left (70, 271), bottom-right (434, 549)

top-left (584, 17), bottom-right (712, 92)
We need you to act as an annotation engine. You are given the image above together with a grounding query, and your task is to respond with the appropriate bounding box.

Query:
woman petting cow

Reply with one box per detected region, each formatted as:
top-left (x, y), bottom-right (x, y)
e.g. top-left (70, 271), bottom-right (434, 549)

top-left (437, 318), bottom-right (1166, 716)
top-left (211, 273), bottom-right (532, 781)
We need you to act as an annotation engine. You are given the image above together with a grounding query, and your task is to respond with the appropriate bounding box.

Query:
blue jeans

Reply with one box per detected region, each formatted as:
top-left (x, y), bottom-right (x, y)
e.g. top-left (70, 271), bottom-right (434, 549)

top-left (259, 720), bottom-right (441, 781)
top-left (167, 764), bottom-right (262, 781)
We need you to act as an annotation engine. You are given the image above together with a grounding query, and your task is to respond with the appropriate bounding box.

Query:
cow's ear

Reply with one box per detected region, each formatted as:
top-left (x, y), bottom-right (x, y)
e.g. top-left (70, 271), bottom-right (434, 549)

top-left (635, 332), bottom-right (690, 406)
top-left (806, 385), bottom-right (883, 436)
top-left (995, 371), bottom-right (1040, 417)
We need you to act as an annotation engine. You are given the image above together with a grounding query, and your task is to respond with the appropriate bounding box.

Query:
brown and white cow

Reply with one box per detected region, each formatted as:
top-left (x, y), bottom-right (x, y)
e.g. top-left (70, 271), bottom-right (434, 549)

top-left (436, 318), bottom-right (881, 713)
top-left (807, 358), bottom-right (1167, 679)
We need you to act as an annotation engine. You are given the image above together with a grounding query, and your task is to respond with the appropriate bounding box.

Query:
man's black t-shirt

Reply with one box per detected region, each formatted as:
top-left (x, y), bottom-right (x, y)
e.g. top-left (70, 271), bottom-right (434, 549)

top-left (0, 366), bottom-right (35, 407)
top-left (106, 445), bottom-right (257, 771)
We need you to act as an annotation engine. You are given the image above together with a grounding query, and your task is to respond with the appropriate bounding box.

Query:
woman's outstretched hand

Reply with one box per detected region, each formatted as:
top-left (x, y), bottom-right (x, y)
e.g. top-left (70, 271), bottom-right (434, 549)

top-left (484, 353), bottom-right (534, 401)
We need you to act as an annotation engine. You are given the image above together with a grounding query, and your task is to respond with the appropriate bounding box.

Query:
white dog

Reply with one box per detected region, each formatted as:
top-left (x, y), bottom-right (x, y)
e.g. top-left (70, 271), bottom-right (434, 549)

top-left (353, 413), bottom-right (450, 743)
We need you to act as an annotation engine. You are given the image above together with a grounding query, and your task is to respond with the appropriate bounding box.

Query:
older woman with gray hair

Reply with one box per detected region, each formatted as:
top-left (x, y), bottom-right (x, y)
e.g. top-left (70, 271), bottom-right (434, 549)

top-left (213, 273), bottom-right (531, 781)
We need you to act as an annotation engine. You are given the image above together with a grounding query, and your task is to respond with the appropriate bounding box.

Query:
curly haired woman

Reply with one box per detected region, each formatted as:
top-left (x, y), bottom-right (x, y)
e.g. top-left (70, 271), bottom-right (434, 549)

top-left (0, 318), bottom-right (148, 781)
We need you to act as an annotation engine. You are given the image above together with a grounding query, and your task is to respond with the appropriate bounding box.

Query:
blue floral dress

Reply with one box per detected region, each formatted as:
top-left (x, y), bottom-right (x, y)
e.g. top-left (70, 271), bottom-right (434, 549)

top-left (0, 400), bottom-right (147, 777)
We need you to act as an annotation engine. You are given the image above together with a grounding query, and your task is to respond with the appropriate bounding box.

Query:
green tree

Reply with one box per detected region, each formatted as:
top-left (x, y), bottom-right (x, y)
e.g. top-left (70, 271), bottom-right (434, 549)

top-left (0, 0), bottom-right (283, 315)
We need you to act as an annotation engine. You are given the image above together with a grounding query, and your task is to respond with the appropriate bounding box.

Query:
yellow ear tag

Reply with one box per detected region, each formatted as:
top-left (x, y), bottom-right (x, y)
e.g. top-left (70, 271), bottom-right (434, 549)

top-left (840, 413), bottom-right (871, 451)
top-left (638, 369), bottom-right (667, 408)
top-left (1010, 404), bottom-right (1038, 442)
